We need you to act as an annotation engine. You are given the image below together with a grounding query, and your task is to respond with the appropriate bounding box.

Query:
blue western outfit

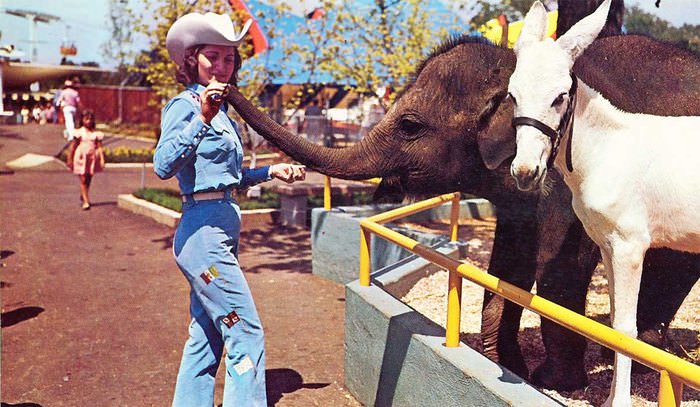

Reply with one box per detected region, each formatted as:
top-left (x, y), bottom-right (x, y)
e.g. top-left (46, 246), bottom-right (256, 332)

top-left (155, 83), bottom-right (271, 407)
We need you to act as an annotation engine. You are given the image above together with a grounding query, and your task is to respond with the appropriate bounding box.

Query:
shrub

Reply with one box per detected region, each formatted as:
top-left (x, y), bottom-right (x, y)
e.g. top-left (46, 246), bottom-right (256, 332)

top-left (132, 188), bottom-right (380, 212)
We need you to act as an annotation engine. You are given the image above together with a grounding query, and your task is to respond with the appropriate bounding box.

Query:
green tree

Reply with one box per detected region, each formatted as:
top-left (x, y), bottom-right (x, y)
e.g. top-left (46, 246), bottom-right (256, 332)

top-left (317, 0), bottom-right (463, 108)
top-left (625, 5), bottom-right (700, 53)
top-left (102, 0), bottom-right (137, 70)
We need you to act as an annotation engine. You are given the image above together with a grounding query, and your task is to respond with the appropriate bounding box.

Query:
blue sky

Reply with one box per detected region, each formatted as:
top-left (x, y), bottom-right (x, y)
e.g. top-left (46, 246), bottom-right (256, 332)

top-left (1, 0), bottom-right (699, 68)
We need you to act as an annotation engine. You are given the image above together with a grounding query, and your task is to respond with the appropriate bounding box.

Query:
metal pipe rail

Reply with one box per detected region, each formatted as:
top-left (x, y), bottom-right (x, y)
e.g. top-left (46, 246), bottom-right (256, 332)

top-left (358, 193), bottom-right (699, 406)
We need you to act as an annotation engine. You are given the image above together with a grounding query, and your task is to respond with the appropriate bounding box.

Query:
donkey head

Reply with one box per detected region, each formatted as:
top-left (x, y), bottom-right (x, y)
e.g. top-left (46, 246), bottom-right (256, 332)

top-left (507, 0), bottom-right (610, 191)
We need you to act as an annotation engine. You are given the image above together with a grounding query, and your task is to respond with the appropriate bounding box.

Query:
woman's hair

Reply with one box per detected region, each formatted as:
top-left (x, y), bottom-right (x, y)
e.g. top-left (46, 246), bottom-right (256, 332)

top-left (175, 45), bottom-right (242, 86)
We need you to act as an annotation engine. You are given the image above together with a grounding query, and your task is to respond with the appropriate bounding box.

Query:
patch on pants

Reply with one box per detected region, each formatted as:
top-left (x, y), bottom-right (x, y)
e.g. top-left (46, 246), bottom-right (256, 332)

top-left (222, 310), bottom-right (240, 328)
top-left (233, 355), bottom-right (254, 375)
top-left (200, 265), bottom-right (220, 284)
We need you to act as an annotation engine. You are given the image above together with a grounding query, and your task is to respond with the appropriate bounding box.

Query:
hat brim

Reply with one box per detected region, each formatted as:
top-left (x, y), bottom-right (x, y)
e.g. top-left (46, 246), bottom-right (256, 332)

top-left (166, 13), bottom-right (252, 66)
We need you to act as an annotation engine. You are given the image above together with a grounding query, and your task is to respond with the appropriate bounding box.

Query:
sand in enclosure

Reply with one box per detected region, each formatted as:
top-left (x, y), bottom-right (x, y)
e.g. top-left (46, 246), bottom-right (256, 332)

top-left (398, 218), bottom-right (700, 406)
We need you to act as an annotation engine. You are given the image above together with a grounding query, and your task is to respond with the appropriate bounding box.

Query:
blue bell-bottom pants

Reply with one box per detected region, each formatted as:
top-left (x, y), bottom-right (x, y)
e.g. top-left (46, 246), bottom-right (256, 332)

top-left (171, 196), bottom-right (266, 407)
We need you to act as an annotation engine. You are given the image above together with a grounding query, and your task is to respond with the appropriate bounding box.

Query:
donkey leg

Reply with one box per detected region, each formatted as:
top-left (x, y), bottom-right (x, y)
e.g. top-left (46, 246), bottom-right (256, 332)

top-left (602, 241), bottom-right (646, 407)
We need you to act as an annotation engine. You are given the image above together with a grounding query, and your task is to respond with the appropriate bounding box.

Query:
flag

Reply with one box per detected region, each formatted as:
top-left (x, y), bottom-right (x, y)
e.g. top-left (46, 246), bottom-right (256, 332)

top-left (228, 0), bottom-right (269, 54)
top-left (306, 7), bottom-right (326, 20)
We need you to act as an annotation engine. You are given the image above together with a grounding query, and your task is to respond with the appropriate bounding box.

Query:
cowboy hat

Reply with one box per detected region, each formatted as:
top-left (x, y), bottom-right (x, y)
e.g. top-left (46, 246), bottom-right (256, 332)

top-left (166, 12), bottom-right (253, 66)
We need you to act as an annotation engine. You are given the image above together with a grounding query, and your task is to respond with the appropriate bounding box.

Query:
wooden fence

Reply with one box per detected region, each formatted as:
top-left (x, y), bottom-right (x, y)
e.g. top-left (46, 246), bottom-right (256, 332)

top-left (78, 85), bottom-right (161, 125)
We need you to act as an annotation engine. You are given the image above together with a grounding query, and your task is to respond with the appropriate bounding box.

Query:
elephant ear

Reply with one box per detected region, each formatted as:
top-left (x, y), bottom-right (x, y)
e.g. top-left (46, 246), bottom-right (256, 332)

top-left (476, 92), bottom-right (516, 170)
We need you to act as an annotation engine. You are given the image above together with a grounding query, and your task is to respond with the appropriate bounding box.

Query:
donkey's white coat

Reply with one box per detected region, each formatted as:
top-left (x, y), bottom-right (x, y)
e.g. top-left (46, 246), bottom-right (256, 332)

top-left (508, 1), bottom-right (700, 406)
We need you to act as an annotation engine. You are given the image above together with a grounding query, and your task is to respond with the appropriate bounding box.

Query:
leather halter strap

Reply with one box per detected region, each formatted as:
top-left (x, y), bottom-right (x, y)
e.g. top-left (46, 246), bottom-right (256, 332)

top-left (512, 74), bottom-right (578, 172)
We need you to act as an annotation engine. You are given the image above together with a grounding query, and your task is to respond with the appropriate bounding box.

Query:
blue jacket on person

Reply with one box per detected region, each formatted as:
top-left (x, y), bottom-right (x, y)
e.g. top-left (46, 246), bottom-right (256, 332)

top-left (154, 83), bottom-right (270, 194)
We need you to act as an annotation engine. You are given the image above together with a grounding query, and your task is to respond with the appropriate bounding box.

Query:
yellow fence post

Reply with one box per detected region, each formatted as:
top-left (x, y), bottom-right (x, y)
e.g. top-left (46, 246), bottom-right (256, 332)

top-left (359, 226), bottom-right (371, 286)
top-left (445, 269), bottom-right (462, 347)
top-left (658, 370), bottom-right (683, 407)
top-left (450, 193), bottom-right (460, 242)
top-left (324, 175), bottom-right (332, 210)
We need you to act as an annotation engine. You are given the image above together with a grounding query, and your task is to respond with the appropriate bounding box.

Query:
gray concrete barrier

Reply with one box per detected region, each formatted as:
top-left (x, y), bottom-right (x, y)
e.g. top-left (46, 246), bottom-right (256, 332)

top-left (310, 198), bottom-right (495, 284)
top-left (344, 242), bottom-right (561, 407)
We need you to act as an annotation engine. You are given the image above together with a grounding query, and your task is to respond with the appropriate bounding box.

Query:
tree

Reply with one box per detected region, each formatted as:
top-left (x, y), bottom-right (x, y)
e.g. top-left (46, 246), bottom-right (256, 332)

top-left (625, 5), bottom-right (700, 54)
top-left (317, 0), bottom-right (462, 109)
top-left (102, 0), bottom-right (137, 71)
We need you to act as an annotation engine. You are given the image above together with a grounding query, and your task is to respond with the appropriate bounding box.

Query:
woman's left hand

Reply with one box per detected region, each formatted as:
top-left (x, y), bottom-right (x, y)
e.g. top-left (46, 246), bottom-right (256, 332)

top-left (270, 164), bottom-right (306, 183)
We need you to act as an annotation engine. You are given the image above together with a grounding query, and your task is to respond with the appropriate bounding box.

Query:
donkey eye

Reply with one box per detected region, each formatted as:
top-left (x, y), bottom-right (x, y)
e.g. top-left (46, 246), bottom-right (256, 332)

top-left (507, 92), bottom-right (517, 105)
top-left (552, 93), bottom-right (566, 107)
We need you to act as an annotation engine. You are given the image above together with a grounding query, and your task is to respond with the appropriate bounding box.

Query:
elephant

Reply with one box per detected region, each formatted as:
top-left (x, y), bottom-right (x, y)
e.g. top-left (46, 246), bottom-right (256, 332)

top-left (226, 34), bottom-right (700, 391)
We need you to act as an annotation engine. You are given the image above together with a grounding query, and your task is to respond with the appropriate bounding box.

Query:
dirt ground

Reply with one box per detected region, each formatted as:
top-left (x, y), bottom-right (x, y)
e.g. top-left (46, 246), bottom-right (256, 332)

top-left (400, 219), bottom-right (700, 406)
top-left (1, 124), bottom-right (360, 407)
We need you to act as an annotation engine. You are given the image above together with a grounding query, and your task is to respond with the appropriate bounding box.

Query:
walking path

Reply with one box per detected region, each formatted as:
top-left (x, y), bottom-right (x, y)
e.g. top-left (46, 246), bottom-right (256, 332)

top-left (1, 123), bottom-right (360, 406)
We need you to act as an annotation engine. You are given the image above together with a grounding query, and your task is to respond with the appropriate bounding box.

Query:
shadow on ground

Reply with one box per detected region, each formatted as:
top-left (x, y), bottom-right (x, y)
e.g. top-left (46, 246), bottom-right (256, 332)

top-left (1, 306), bottom-right (45, 328)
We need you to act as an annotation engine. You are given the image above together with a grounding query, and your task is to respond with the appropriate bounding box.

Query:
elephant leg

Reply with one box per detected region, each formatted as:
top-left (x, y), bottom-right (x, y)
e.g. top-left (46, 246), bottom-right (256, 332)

top-left (599, 248), bottom-right (700, 372)
top-left (481, 206), bottom-right (538, 380)
top-left (531, 175), bottom-right (600, 391)
top-left (532, 219), bottom-right (600, 391)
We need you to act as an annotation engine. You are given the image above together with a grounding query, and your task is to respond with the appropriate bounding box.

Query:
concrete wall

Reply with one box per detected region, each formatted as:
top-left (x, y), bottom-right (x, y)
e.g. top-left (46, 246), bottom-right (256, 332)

top-left (311, 199), bottom-right (495, 284)
top-left (344, 244), bottom-right (562, 407)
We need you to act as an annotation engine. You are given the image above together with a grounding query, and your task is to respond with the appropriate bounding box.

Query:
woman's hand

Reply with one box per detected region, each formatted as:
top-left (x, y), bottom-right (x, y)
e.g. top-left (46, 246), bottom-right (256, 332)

top-left (270, 164), bottom-right (306, 184)
top-left (199, 81), bottom-right (229, 124)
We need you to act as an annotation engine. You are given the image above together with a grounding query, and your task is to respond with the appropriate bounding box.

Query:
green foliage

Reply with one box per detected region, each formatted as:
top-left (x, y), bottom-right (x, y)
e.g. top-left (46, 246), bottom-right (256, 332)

top-left (134, 187), bottom-right (182, 212)
top-left (58, 146), bottom-right (155, 163)
top-left (104, 147), bottom-right (155, 163)
top-left (625, 5), bottom-right (700, 54)
top-left (133, 187), bottom-right (386, 212)
top-left (317, 0), bottom-right (462, 108)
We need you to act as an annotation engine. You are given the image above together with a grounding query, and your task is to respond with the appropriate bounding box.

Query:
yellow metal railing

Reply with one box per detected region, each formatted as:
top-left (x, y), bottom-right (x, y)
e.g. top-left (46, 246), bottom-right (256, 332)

top-left (322, 175), bottom-right (382, 211)
top-left (358, 192), bottom-right (700, 406)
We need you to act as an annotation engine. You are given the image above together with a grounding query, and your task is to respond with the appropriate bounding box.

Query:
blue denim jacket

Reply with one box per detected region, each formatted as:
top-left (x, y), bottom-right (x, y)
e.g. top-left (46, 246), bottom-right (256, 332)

top-left (154, 83), bottom-right (270, 194)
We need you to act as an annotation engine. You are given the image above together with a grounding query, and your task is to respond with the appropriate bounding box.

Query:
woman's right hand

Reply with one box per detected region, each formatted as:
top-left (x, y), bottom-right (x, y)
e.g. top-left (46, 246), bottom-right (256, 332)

top-left (199, 81), bottom-right (229, 124)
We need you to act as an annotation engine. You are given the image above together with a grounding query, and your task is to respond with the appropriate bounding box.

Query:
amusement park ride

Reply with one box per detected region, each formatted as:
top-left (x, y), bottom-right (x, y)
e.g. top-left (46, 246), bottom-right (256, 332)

top-left (0, 8), bottom-right (111, 116)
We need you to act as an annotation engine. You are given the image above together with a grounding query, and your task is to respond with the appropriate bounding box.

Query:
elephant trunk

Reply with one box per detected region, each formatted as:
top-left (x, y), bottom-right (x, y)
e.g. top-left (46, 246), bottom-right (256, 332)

top-left (226, 87), bottom-right (384, 180)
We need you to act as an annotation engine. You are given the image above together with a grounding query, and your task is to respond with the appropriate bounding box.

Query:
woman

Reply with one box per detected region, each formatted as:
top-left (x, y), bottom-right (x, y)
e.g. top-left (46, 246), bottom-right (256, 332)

top-left (155, 12), bottom-right (305, 407)
top-left (67, 110), bottom-right (104, 210)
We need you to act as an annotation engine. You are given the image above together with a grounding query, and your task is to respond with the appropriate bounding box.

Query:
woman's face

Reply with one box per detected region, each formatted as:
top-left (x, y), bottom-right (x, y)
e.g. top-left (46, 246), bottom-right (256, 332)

top-left (196, 44), bottom-right (237, 86)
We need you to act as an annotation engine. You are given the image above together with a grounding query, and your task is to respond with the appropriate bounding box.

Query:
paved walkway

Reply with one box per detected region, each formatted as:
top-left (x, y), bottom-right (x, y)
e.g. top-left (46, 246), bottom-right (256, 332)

top-left (1, 123), bottom-right (361, 406)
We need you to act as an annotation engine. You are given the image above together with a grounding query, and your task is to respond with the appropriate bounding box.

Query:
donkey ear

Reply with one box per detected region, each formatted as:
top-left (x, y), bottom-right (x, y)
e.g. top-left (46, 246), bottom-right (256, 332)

top-left (514, 1), bottom-right (549, 54)
top-left (477, 93), bottom-right (516, 170)
top-left (556, 0), bottom-right (611, 61)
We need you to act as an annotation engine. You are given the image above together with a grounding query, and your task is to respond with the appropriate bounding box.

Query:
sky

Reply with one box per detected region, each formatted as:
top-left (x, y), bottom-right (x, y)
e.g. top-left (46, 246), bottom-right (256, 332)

top-left (1, 0), bottom-right (699, 68)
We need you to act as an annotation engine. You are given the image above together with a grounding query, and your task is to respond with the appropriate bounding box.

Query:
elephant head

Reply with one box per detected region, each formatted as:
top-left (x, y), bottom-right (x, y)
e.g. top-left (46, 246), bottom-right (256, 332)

top-left (227, 37), bottom-right (525, 204)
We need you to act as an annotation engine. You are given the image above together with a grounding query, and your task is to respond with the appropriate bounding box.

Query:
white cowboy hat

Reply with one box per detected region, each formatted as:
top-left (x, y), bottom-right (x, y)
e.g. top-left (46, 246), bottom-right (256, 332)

top-left (166, 12), bottom-right (253, 66)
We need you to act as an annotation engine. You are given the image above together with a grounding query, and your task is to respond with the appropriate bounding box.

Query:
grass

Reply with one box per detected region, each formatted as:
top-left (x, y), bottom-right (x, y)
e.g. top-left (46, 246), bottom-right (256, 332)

top-left (133, 187), bottom-right (383, 212)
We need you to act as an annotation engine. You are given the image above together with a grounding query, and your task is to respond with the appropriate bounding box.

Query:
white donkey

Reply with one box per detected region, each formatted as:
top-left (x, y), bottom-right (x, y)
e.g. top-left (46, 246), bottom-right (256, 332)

top-left (507, 1), bottom-right (700, 405)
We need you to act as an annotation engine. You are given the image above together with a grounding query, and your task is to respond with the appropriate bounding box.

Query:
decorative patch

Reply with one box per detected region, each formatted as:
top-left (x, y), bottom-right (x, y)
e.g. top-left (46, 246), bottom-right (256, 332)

top-left (233, 355), bottom-right (254, 375)
top-left (199, 265), bottom-right (221, 284)
top-left (222, 310), bottom-right (240, 328)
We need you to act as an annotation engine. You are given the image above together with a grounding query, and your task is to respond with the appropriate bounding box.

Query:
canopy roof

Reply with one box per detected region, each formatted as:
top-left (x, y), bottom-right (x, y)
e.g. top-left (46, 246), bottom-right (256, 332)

top-left (1, 62), bottom-right (115, 90)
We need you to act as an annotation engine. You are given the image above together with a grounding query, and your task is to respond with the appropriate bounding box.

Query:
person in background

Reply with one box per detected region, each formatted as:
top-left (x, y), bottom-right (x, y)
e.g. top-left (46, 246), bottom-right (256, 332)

top-left (155, 12), bottom-right (306, 407)
top-left (67, 110), bottom-right (104, 210)
top-left (58, 79), bottom-right (81, 140)
top-left (303, 99), bottom-right (324, 143)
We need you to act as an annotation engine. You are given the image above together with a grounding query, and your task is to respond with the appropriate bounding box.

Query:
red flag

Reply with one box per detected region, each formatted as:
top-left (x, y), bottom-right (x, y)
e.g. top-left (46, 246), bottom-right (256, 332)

top-left (228, 0), bottom-right (269, 54)
top-left (306, 7), bottom-right (326, 20)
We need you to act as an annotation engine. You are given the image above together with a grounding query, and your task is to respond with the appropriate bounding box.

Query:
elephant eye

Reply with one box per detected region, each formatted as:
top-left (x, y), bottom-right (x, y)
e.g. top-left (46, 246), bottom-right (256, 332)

top-left (399, 117), bottom-right (424, 139)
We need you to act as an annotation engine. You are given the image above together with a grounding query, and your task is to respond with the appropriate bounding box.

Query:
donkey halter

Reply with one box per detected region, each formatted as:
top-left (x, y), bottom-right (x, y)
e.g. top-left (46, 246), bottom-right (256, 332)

top-left (511, 74), bottom-right (578, 172)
